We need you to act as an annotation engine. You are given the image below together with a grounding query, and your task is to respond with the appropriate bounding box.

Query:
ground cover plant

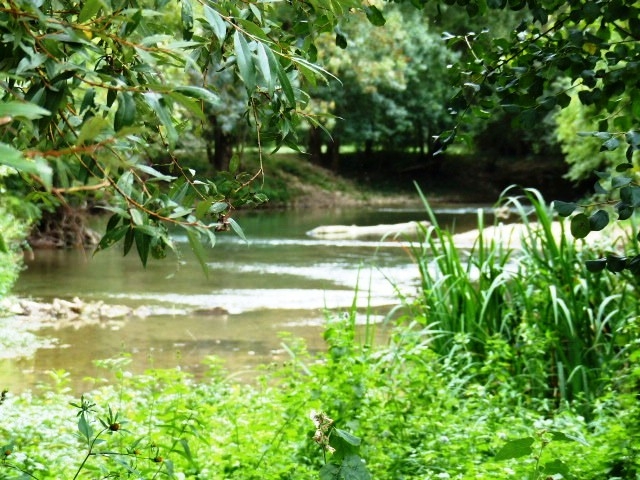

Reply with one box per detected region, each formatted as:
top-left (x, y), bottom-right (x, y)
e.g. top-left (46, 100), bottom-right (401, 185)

top-left (1, 190), bottom-right (639, 479)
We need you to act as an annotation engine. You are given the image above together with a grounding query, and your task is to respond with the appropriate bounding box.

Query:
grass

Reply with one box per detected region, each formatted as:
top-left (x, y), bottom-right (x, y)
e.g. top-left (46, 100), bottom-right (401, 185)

top-left (0, 187), bottom-right (639, 479)
top-left (400, 185), bottom-right (639, 411)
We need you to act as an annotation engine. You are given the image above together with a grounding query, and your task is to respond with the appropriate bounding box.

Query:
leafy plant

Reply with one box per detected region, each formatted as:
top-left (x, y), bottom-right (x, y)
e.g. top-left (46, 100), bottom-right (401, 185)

top-left (405, 185), bottom-right (637, 410)
top-left (554, 160), bottom-right (640, 276)
top-left (310, 411), bottom-right (371, 480)
top-left (494, 428), bottom-right (589, 480)
top-left (0, 0), bottom-right (385, 269)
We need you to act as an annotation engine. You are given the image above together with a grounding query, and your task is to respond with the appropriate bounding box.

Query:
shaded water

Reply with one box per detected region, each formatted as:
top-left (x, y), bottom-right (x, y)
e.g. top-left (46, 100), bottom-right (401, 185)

top-left (2, 205), bottom-right (489, 393)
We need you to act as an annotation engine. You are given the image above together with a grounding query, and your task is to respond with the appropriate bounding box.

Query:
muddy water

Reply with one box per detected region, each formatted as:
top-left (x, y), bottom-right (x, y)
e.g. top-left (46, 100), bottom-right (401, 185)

top-left (2, 205), bottom-right (488, 393)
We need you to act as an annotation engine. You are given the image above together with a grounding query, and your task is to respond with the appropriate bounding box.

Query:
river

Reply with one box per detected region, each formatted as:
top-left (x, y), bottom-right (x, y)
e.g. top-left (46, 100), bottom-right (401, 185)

top-left (2, 204), bottom-right (490, 393)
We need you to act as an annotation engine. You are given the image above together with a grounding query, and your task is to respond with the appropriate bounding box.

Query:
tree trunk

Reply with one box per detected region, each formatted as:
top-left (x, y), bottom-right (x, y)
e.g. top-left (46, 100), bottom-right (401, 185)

top-left (207, 116), bottom-right (234, 172)
top-left (308, 126), bottom-right (323, 165)
top-left (327, 136), bottom-right (341, 172)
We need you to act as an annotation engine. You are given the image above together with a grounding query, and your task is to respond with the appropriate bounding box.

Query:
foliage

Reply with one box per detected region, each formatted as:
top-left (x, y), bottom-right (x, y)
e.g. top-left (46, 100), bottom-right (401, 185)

top-left (0, 169), bottom-right (33, 298)
top-left (555, 93), bottom-right (628, 183)
top-left (396, 0), bottom-right (640, 242)
top-left (311, 4), bottom-right (459, 157)
top-left (0, 312), bottom-right (636, 479)
top-left (0, 0), bottom-right (384, 268)
top-left (404, 186), bottom-right (638, 410)
top-left (2, 187), bottom-right (638, 478)
top-left (553, 162), bottom-right (640, 276)
top-left (407, 0), bottom-right (640, 152)
top-left (494, 428), bottom-right (589, 479)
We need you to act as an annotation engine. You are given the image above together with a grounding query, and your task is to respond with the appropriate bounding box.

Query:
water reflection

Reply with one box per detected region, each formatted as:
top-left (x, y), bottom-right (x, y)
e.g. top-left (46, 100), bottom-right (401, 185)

top-left (4, 205), bottom-right (491, 393)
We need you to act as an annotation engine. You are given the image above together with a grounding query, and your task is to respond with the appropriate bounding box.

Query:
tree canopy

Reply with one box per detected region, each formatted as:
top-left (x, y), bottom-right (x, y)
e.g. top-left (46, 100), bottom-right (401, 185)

top-left (0, 0), bottom-right (384, 268)
top-left (1, 0), bottom-right (639, 271)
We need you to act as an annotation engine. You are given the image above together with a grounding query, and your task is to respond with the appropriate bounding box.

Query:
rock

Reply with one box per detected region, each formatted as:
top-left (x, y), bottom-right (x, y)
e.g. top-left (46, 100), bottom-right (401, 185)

top-left (306, 221), bottom-right (430, 240)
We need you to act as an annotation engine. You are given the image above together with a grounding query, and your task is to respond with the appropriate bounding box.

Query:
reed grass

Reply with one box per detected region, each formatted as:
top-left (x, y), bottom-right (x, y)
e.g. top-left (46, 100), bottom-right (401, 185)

top-left (402, 185), bottom-right (639, 411)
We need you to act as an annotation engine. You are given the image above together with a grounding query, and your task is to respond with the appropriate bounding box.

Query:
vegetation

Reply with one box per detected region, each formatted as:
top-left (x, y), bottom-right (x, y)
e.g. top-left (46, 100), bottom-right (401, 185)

top-left (1, 190), bottom-right (639, 479)
top-left (1, 0), bottom-right (638, 263)
top-left (2, 0), bottom-right (640, 479)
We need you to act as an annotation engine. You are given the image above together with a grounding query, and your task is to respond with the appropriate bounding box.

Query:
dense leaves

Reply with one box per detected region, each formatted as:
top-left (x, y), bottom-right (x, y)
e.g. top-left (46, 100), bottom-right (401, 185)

top-left (0, 0), bottom-right (381, 267)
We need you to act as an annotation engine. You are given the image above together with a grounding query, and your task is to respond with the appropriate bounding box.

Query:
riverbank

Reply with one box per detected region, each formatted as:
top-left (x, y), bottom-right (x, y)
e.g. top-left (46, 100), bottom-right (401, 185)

top-left (248, 151), bottom-right (587, 208)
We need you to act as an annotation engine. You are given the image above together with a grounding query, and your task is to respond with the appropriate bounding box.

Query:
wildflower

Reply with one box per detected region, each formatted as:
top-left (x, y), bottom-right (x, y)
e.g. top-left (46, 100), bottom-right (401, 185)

top-left (309, 410), bottom-right (335, 453)
top-left (309, 410), bottom-right (334, 431)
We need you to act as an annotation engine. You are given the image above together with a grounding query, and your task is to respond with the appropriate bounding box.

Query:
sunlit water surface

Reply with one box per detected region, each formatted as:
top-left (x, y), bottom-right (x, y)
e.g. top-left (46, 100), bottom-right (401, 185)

top-left (3, 205), bottom-right (491, 393)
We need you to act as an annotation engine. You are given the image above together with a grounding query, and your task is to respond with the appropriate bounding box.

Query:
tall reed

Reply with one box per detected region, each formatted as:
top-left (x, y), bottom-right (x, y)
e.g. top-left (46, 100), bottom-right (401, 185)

top-left (403, 185), bottom-right (639, 410)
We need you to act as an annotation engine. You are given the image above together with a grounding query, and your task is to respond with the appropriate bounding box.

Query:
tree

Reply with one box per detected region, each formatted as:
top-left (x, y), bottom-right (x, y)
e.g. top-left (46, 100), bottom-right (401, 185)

top-left (0, 0), bottom-right (385, 269)
top-left (397, 0), bottom-right (640, 275)
top-left (308, 5), bottom-right (459, 167)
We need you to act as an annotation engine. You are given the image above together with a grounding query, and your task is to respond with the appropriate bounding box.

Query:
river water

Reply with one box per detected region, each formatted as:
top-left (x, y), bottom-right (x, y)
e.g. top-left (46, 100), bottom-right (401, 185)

top-left (2, 205), bottom-right (489, 393)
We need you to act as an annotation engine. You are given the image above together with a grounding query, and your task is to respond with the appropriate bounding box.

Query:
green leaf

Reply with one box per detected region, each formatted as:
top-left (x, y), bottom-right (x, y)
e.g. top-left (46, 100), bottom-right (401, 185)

top-left (625, 130), bottom-right (640, 149)
top-left (275, 62), bottom-right (295, 107)
top-left (0, 234), bottom-right (7, 253)
top-left (173, 86), bottom-right (220, 107)
top-left (611, 175), bottom-right (632, 189)
top-left (593, 181), bottom-right (608, 195)
top-left (319, 463), bottom-right (340, 480)
top-left (334, 429), bottom-right (361, 447)
top-left (134, 230), bottom-right (150, 267)
top-left (543, 459), bottom-right (571, 478)
top-left (0, 145), bottom-right (53, 189)
top-left (627, 255), bottom-right (640, 276)
top-left (210, 202), bottom-right (228, 214)
top-left (76, 116), bottom-right (110, 145)
top-left (364, 5), bottom-right (386, 26)
top-left (620, 185), bottom-right (640, 207)
top-left (95, 225), bottom-right (129, 252)
top-left (181, 0), bottom-right (194, 40)
top-left (114, 92), bottom-right (136, 131)
top-left (600, 136), bottom-right (621, 151)
top-left (186, 228), bottom-right (210, 276)
top-left (80, 89), bottom-right (96, 113)
top-left (616, 202), bottom-right (634, 220)
top-left (585, 258), bottom-right (607, 272)
top-left (615, 162), bottom-right (633, 172)
top-left (78, 415), bottom-right (93, 444)
top-left (143, 92), bottom-right (177, 148)
top-left (0, 101), bottom-right (51, 120)
top-left (130, 209), bottom-right (145, 226)
top-left (229, 154), bottom-right (240, 174)
top-left (136, 164), bottom-right (176, 182)
top-left (570, 213), bottom-right (591, 239)
top-left (123, 228), bottom-right (134, 256)
top-left (255, 42), bottom-right (273, 92)
top-left (235, 18), bottom-right (271, 43)
top-left (265, 47), bottom-right (295, 106)
top-left (0, 143), bottom-right (27, 168)
top-left (494, 437), bottom-right (534, 461)
top-left (340, 454), bottom-right (372, 480)
top-left (588, 210), bottom-right (609, 231)
top-left (203, 5), bottom-right (227, 43)
top-left (553, 200), bottom-right (578, 217)
top-left (228, 217), bottom-right (248, 243)
top-left (78, 0), bottom-right (104, 23)
top-left (549, 430), bottom-right (590, 446)
top-left (166, 91), bottom-right (206, 121)
top-left (234, 31), bottom-right (256, 92)
top-left (606, 254), bottom-right (627, 273)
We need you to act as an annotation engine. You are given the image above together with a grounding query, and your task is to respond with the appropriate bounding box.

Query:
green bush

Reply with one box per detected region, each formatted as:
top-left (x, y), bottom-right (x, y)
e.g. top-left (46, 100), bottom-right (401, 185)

top-left (1, 188), bottom-right (638, 479)
top-left (404, 186), bottom-right (639, 412)
top-left (0, 169), bottom-right (33, 299)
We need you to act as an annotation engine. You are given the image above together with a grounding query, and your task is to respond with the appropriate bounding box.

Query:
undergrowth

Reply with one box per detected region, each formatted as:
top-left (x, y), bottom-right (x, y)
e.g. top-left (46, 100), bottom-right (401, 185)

top-left (1, 188), bottom-right (638, 479)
